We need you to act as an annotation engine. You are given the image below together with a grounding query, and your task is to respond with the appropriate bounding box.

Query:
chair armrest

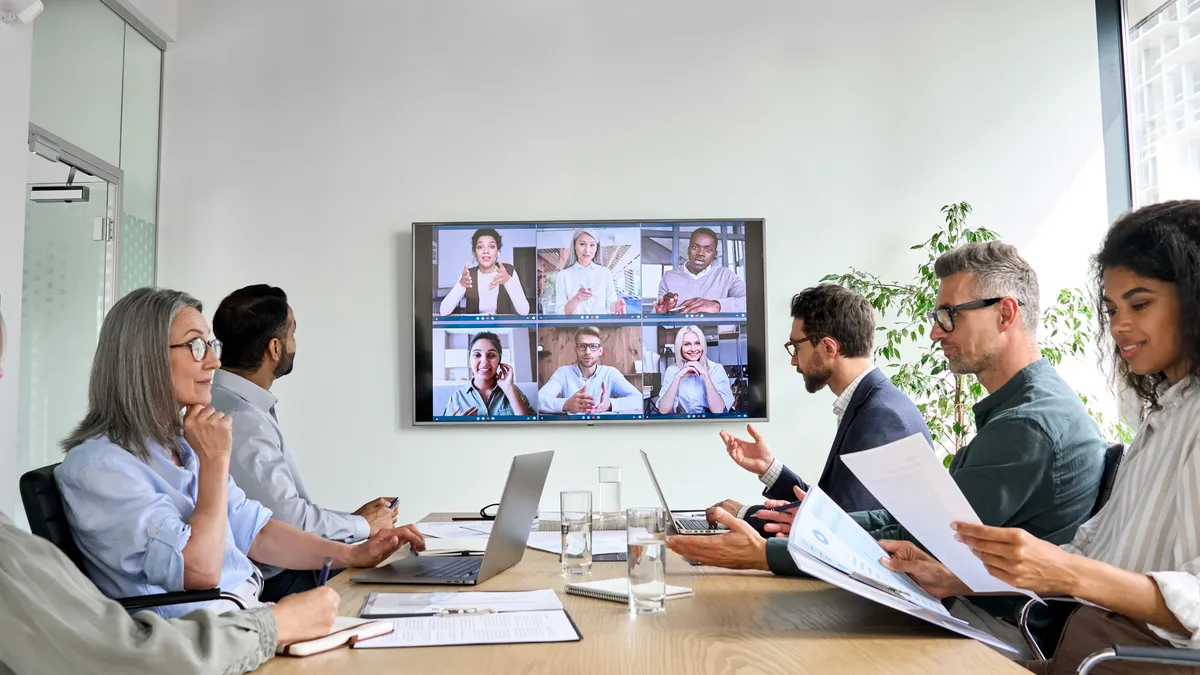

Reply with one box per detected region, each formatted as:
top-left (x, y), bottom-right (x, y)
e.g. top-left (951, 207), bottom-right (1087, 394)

top-left (1114, 645), bottom-right (1200, 663)
top-left (1020, 597), bottom-right (1084, 661)
top-left (117, 588), bottom-right (246, 612)
top-left (1079, 646), bottom-right (1200, 675)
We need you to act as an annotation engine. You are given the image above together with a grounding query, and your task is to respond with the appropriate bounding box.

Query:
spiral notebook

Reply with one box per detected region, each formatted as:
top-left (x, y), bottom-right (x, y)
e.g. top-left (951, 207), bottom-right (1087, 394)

top-left (564, 578), bottom-right (693, 603)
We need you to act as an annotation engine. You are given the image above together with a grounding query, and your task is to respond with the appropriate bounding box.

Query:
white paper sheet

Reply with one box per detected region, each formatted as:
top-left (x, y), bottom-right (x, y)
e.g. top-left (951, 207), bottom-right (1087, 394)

top-left (352, 610), bottom-right (579, 648)
top-left (416, 522), bottom-right (493, 539)
top-left (840, 433), bottom-right (1038, 598)
top-left (525, 530), bottom-right (627, 555)
top-left (785, 488), bottom-right (1017, 654)
top-left (361, 589), bottom-right (564, 617)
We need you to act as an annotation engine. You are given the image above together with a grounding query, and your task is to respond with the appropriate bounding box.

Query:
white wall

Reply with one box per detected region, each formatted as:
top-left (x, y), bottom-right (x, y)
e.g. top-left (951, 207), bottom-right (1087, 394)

top-left (159, 0), bottom-right (1112, 524)
top-left (0, 20), bottom-right (34, 517)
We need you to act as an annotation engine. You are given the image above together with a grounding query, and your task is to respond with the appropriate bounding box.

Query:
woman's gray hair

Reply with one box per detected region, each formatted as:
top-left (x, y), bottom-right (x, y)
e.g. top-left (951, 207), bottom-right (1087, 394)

top-left (62, 288), bottom-right (203, 461)
top-left (934, 241), bottom-right (1040, 334)
top-left (566, 228), bottom-right (602, 268)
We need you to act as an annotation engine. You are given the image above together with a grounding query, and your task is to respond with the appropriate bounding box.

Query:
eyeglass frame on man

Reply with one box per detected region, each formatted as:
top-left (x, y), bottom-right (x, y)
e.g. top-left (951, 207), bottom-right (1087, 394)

top-left (170, 337), bottom-right (223, 362)
top-left (574, 341), bottom-right (603, 353)
top-left (924, 297), bottom-right (1025, 333)
top-left (783, 334), bottom-right (822, 358)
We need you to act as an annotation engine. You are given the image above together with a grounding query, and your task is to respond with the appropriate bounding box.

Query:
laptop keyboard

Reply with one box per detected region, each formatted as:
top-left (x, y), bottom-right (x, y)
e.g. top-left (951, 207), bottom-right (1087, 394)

top-left (415, 557), bottom-right (483, 579)
top-left (678, 518), bottom-right (721, 531)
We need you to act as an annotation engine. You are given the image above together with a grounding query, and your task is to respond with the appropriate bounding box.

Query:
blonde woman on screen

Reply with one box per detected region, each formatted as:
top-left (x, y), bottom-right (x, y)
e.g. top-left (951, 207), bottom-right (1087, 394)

top-left (552, 228), bottom-right (626, 315)
top-left (656, 325), bottom-right (733, 414)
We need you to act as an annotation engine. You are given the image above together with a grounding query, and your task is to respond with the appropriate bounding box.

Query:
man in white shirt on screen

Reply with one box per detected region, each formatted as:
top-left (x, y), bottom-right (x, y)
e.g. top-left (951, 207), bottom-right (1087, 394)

top-left (537, 326), bottom-right (642, 415)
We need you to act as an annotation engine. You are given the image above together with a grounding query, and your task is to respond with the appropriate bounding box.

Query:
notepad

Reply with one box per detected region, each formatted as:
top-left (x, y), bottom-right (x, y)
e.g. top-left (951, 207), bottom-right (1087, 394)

top-left (276, 616), bottom-right (393, 657)
top-left (565, 577), bottom-right (693, 603)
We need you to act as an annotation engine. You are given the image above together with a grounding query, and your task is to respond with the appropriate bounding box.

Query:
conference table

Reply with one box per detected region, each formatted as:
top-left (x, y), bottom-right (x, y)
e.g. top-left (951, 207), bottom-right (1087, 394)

top-left (257, 512), bottom-right (1028, 675)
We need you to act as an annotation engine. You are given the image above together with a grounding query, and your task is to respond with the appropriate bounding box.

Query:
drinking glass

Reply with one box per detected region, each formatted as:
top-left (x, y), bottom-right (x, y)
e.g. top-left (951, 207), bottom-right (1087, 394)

top-left (560, 491), bottom-right (593, 576)
top-left (598, 466), bottom-right (622, 516)
top-left (626, 507), bottom-right (667, 613)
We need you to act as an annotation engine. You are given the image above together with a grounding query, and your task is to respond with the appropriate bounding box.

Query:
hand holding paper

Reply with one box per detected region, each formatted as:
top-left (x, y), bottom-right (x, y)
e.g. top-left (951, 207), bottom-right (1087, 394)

top-left (839, 433), bottom-right (1039, 599)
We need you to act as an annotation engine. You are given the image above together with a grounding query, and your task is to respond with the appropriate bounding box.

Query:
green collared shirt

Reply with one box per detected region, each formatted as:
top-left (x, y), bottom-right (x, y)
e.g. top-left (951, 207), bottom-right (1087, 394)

top-left (442, 383), bottom-right (531, 417)
top-left (767, 359), bottom-right (1107, 588)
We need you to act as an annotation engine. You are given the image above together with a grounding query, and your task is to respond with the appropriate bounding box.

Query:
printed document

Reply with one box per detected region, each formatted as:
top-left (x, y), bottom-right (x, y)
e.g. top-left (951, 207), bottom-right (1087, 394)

top-left (840, 433), bottom-right (1038, 599)
top-left (353, 611), bottom-right (580, 648)
top-left (361, 589), bottom-right (562, 617)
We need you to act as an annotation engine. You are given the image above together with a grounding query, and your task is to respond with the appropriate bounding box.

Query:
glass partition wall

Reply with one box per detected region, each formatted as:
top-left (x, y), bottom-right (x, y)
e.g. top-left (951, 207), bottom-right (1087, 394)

top-left (18, 0), bottom-right (162, 503)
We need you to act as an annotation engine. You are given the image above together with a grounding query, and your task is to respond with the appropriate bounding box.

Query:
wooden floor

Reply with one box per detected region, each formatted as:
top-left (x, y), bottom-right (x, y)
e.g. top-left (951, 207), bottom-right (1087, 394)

top-left (257, 515), bottom-right (1029, 675)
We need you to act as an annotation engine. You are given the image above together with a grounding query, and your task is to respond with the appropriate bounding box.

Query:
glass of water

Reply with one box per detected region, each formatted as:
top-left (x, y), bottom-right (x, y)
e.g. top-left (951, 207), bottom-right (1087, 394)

top-left (560, 491), bottom-right (593, 576)
top-left (626, 507), bottom-right (667, 613)
top-left (598, 466), bottom-right (621, 516)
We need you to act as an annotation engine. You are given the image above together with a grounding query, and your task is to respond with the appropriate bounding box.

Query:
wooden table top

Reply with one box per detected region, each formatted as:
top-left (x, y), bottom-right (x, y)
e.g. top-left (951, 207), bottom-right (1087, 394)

top-left (255, 513), bottom-right (1028, 675)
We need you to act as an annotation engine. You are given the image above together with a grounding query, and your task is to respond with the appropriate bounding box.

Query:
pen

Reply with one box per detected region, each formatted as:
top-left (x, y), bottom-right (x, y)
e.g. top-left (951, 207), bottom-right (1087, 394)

top-left (317, 556), bottom-right (333, 587)
top-left (388, 497), bottom-right (399, 509)
top-left (764, 499), bottom-right (803, 512)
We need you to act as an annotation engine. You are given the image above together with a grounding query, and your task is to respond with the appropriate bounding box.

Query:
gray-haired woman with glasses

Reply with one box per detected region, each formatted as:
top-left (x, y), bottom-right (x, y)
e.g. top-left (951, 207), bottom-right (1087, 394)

top-left (55, 288), bottom-right (423, 621)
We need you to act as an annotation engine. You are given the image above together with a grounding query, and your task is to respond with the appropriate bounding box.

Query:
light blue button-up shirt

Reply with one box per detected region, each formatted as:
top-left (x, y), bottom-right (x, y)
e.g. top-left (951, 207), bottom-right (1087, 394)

top-left (56, 435), bottom-right (272, 619)
top-left (537, 364), bottom-right (642, 414)
top-left (442, 383), bottom-right (532, 417)
top-left (659, 359), bottom-right (734, 414)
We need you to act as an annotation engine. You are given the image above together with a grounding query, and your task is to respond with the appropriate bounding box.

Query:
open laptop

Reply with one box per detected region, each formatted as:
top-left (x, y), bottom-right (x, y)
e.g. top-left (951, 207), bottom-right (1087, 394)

top-left (640, 449), bottom-right (727, 535)
top-left (352, 450), bottom-right (553, 585)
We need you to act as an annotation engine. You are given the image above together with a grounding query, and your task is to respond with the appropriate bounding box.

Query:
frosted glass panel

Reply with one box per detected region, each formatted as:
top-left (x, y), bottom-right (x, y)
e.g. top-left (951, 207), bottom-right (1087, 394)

top-left (19, 179), bottom-right (111, 474)
top-left (119, 25), bottom-right (161, 292)
top-left (29, 0), bottom-right (126, 167)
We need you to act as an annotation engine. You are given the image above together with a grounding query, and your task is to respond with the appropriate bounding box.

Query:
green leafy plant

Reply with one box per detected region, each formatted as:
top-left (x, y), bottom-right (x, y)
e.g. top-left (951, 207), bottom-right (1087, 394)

top-left (821, 202), bottom-right (1133, 464)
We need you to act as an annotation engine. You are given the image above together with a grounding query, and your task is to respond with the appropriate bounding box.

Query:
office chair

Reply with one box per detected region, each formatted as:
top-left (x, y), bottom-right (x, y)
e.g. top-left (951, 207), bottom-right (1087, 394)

top-left (19, 463), bottom-right (245, 612)
top-left (1015, 443), bottom-right (1200, 672)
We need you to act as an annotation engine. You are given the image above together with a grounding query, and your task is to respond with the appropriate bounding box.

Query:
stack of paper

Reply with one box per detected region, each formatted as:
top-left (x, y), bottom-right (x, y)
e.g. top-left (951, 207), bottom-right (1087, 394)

top-left (526, 530), bottom-right (627, 556)
top-left (785, 486), bottom-right (1018, 653)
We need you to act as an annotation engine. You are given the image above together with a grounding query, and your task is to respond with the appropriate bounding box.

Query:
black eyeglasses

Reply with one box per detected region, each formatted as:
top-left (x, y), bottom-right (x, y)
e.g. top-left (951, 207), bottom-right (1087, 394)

top-left (170, 338), bottom-right (222, 362)
top-left (575, 343), bottom-right (602, 353)
top-left (783, 334), bottom-right (821, 357)
top-left (925, 297), bottom-right (1024, 333)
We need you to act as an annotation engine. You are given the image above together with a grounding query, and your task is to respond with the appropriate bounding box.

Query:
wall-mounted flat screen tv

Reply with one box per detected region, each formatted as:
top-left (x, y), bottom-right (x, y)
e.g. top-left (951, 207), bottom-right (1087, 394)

top-left (412, 219), bottom-right (768, 425)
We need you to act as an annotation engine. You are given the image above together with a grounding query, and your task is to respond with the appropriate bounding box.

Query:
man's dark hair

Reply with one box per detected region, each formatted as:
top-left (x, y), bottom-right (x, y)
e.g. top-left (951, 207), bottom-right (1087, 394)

top-left (689, 227), bottom-right (718, 245)
top-left (469, 331), bottom-right (503, 361)
top-left (212, 285), bottom-right (290, 371)
top-left (472, 228), bottom-right (503, 250)
top-left (789, 284), bottom-right (874, 358)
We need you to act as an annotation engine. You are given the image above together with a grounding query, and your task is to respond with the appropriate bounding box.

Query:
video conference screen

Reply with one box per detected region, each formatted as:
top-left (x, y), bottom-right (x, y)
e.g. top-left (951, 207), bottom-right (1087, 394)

top-left (412, 220), bottom-right (769, 425)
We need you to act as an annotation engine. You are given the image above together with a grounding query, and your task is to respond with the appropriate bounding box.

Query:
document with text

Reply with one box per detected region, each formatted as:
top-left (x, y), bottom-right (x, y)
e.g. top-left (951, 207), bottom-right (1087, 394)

top-left (840, 433), bottom-right (1038, 599)
top-left (787, 486), bottom-right (1017, 653)
top-left (352, 610), bottom-right (581, 648)
top-left (361, 589), bottom-right (563, 618)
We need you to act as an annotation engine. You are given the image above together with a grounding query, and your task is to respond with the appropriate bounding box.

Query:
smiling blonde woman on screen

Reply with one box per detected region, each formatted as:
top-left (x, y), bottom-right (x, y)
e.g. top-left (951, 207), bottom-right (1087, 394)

top-left (656, 325), bottom-right (733, 415)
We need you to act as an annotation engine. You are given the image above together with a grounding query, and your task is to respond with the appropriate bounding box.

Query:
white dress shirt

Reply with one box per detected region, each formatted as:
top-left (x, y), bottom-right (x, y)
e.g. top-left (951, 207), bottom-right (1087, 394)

top-left (210, 370), bottom-right (369, 580)
top-left (1060, 376), bottom-right (1200, 648)
top-left (659, 359), bottom-right (734, 413)
top-left (537, 364), bottom-right (642, 414)
top-left (553, 263), bottom-right (618, 314)
top-left (438, 268), bottom-right (530, 315)
top-left (757, 365), bottom-right (877, 490)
